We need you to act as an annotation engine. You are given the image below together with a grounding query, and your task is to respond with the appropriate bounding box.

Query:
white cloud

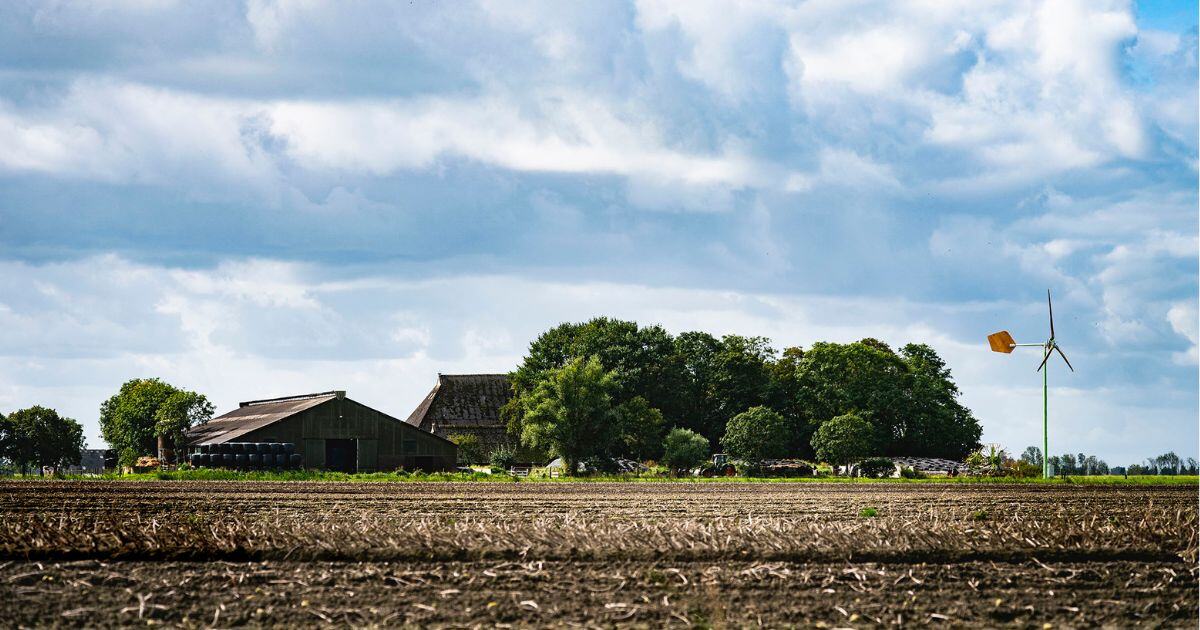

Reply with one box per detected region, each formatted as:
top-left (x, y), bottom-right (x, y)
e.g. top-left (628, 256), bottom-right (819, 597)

top-left (1167, 301), bottom-right (1199, 365)
top-left (0, 254), bottom-right (1194, 466)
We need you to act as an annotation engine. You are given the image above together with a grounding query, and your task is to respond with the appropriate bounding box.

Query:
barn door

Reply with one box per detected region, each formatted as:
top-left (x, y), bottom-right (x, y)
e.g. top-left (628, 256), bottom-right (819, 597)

top-left (357, 438), bottom-right (378, 472)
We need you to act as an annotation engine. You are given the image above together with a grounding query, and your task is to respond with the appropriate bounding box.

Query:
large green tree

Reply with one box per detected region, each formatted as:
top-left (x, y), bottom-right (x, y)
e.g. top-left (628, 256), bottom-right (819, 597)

top-left (2, 406), bottom-right (85, 474)
top-left (792, 340), bottom-right (908, 457)
top-left (518, 356), bottom-right (620, 475)
top-left (811, 412), bottom-right (875, 473)
top-left (674, 332), bottom-right (776, 444)
top-left (720, 406), bottom-right (791, 461)
top-left (897, 343), bottom-right (982, 458)
top-left (100, 378), bottom-right (213, 466)
top-left (615, 396), bottom-right (665, 462)
top-left (154, 390), bottom-right (215, 461)
top-left (792, 340), bottom-right (980, 459)
top-left (504, 318), bottom-right (685, 447)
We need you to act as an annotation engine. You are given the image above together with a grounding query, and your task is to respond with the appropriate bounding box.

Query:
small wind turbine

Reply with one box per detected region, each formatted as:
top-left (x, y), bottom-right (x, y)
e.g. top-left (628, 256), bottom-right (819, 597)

top-left (987, 289), bottom-right (1075, 479)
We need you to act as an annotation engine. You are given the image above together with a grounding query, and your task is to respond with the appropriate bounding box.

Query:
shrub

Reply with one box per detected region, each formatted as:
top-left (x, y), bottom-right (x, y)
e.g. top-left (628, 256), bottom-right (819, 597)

top-left (721, 406), bottom-right (791, 461)
top-left (859, 507), bottom-right (878, 518)
top-left (815, 463), bottom-right (834, 477)
top-left (446, 433), bottom-right (485, 465)
top-left (899, 466), bottom-right (927, 479)
top-left (1006, 460), bottom-right (1042, 479)
top-left (489, 445), bottom-right (518, 470)
top-left (661, 428), bottom-right (710, 475)
top-left (857, 457), bottom-right (895, 479)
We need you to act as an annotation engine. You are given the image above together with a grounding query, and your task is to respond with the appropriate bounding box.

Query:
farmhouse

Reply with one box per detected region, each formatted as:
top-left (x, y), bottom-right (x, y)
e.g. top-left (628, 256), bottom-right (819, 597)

top-left (187, 391), bottom-right (456, 472)
top-left (404, 374), bottom-right (513, 453)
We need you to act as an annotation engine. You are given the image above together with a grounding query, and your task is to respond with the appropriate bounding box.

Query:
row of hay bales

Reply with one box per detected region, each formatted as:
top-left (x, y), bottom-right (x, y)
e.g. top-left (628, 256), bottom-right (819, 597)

top-left (190, 443), bottom-right (301, 470)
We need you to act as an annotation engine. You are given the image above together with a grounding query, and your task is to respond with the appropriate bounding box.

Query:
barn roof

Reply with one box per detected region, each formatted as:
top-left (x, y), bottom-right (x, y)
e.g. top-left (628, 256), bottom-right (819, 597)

top-left (404, 374), bottom-right (512, 430)
top-left (187, 391), bottom-right (339, 445)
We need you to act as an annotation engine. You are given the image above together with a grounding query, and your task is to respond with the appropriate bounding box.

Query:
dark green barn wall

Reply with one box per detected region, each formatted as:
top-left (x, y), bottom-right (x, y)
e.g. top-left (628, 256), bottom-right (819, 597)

top-left (242, 398), bottom-right (456, 472)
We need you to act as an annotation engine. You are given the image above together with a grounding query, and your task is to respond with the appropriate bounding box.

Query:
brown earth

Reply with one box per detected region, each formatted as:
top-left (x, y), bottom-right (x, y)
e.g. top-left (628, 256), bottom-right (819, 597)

top-left (0, 481), bottom-right (1195, 627)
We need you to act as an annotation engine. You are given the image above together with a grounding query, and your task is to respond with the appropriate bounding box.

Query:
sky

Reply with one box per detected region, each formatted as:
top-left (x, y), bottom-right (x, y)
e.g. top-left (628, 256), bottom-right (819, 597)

top-left (0, 0), bottom-right (1196, 467)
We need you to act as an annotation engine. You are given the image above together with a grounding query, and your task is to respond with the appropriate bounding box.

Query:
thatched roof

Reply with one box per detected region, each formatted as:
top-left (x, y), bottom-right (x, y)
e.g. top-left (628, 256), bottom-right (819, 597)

top-left (404, 374), bottom-right (512, 433)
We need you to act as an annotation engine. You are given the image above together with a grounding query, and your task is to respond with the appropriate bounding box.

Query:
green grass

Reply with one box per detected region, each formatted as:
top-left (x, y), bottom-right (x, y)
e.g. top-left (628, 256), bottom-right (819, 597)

top-left (8, 470), bottom-right (1196, 485)
top-left (858, 506), bottom-right (879, 517)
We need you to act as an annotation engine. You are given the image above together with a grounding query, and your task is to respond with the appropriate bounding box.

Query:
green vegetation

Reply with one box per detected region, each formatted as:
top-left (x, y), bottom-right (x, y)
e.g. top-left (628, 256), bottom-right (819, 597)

top-left (518, 356), bottom-right (620, 476)
top-left (99, 378), bottom-right (213, 466)
top-left (859, 507), bottom-right (878, 517)
top-left (661, 428), bottom-right (709, 474)
top-left (857, 457), bottom-right (896, 479)
top-left (721, 406), bottom-right (790, 461)
top-left (503, 318), bottom-right (983, 466)
top-left (447, 433), bottom-right (485, 465)
top-left (18, 468), bottom-right (1197, 486)
top-left (811, 412), bottom-right (875, 472)
top-left (0, 406), bottom-right (85, 474)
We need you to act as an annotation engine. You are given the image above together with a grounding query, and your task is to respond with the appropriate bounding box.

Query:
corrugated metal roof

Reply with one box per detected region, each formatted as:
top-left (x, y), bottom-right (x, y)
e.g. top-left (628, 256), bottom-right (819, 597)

top-left (188, 392), bottom-right (337, 445)
top-left (404, 374), bottom-right (512, 430)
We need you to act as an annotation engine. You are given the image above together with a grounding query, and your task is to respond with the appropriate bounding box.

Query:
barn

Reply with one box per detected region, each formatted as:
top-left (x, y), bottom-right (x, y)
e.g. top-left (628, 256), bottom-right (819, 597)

top-left (187, 391), bottom-right (457, 472)
top-left (404, 374), bottom-right (513, 454)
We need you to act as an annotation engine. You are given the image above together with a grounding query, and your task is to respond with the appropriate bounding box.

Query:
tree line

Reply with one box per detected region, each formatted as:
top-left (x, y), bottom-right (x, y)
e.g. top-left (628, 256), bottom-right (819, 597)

top-left (499, 317), bottom-right (983, 472)
top-left (0, 378), bottom-right (214, 474)
top-left (1019, 447), bottom-right (1198, 476)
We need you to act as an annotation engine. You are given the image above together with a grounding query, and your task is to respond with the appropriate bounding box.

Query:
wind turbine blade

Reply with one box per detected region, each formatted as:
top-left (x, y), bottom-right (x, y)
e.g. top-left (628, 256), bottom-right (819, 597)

top-left (1036, 345), bottom-right (1051, 372)
top-left (1054, 345), bottom-right (1074, 372)
top-left (1047, 289), bottom-right (1055, 340)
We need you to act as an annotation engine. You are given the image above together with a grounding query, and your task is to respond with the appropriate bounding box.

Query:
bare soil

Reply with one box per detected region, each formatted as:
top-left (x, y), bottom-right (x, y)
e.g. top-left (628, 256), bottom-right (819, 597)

top-left (0, 481), bottom-right (1195, 627)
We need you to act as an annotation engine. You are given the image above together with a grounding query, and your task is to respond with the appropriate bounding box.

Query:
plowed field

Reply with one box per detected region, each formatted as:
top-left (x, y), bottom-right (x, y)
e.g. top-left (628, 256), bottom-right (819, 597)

top-left (1, 481), bottom-right (1195, 627)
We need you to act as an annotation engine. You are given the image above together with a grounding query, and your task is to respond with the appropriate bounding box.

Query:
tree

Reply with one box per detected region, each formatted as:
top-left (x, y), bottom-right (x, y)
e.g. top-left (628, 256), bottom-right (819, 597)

top-left (447, 433), bottom-right (485, 465)
top-left (0, 411), bottom-right (14, 469)
top-left (519, 356), bottom-right (619, 475)
top-left (154, 390), bottom-right (214, 462)
top-left (100, 378), bottom-right (209, 467)
top-left (674, 332), bottom-right (776, 444)
top-left (721, 406), bottom-right (791, 461)
top-left (790, 341), bottom-right (981, 460)
top-left (811, 412), bottom-right (876, 473)
top-left (615, 396), bottom-right (665, 462)
top-left (897, 343), bottom-right (982, 459)
top-left (3, 406), bottom-right (85, 474)
top-left (1156, 452), bottom-right (1181, 475)
top-left (505, 318), bottom-right (686, 445)
top-left (1020, 446), bottom-right (1043, 466)
top-left (661, 428), bottom-right (709, 475)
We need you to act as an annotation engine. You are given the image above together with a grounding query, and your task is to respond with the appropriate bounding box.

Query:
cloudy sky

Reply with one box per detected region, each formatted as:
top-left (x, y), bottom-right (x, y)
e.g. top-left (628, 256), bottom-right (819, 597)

top-left (0, 0), bottom-right (1195, 466)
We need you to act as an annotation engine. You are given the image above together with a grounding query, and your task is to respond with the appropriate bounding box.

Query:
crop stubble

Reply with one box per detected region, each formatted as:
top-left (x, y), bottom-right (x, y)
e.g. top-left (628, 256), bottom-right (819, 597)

top-left (0, 481), bottom-right (1195, 627)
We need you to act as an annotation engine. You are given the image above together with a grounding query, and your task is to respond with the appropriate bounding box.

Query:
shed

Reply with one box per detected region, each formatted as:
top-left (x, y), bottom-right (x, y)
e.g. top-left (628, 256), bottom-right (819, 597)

top-left (404, 374), bottom-right (513, 453)
top-left (187, 391), bottom-right (456, 472)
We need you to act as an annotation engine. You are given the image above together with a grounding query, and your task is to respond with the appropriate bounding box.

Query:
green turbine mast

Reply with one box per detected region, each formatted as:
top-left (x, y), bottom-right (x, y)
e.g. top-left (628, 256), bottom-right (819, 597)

top-left (987, 289), bottom-right (1075, 479)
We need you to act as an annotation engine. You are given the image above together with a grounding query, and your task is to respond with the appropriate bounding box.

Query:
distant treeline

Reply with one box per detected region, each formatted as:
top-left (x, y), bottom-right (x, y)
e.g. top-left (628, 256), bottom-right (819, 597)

top-left (1019, 447), bottom-right (1197, 476)
top-left (501, 317), bottom-right (983, 468)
